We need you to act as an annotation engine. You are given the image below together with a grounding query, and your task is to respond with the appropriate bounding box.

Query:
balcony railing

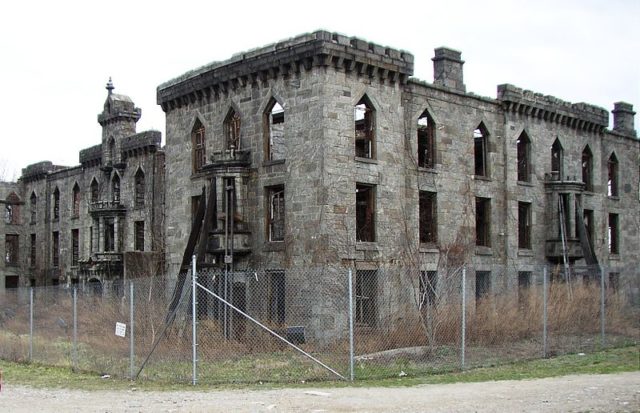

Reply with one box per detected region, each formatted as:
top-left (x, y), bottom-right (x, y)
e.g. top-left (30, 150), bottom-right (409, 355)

top-left (89, 201), bottom-right (126, 213)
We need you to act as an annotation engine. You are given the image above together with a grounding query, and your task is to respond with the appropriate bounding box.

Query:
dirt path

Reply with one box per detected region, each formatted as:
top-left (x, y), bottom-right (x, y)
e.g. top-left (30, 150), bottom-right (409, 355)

top-left (1, 372), bottom-right (638, 412)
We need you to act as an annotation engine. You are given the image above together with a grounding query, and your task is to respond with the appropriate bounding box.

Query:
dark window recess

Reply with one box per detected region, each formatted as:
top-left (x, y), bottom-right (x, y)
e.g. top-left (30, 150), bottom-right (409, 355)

top-left (5, 234), bottom-right (19, 266)
top-left (419, 191), bottom-right (437, 244)
top-left (608, 213), bottom-right (619, 254)
top-left (135, 169), bottom-right (145, 208)
top-left (265, 99), bottom-right (285, 161)
top-left (30, 233), bottom-right (36, 267)
top-left (91, 179), bottom-right (99, 203)
top-left (72, 184), bottom-right (80, 217)
top-left (52, 231), bottom-right (60, 267)
top-left (71, 229), bottom-right (79, 266)
top-left (30, 192), bottom-right (37, 224)
top-left (518, 202), bottom-right (531, 249)
top-left (53, 187), bottom-right (60, 220)
top-left (267, 186), bottom-right (285, 242)
top-left (354, 96), bottom-right (375, 159)
top-left (581, 146), bottom-right (593, 191)
top-left (475, 271), bottom-right (491, 302)
top-left (135, 221), bottom-right (144, 251)
top-left (517, 132), bottom-right (531, 182)
top-left (583, 209), bottom-right (594, 248)
top-left (417, 111), bottom-right (435, 168)
top-left (551, 139), bottom-right (563, 180)
top-left (607, 153), bottom-right (619, 197)
top-left (225, 109), bottom-right (241, 150)
top-left (355, 270), bottom-right (377, 326)
top-left (473, 124), bottom-right (489, 177)
top-left (112, 175), bottom-right (120, 203)
top-left (419, 271), bottom-right (437, 308)
top-left (104, 219), bottom-right (115, 252)
top-left (268, 270), bottom-right (286, 325)
top-left (192, 120), bottom-right (206, 172)
top-left (475, 197), bottom-right (491, 247)
top-left (5, 275), bottom-right (19, 289)
top-left (356, 184), bottom-right (375, 242)
top-left (191, 195), bottom-right (201, 226)
top-left (518, 271), bottom-right (531, 304)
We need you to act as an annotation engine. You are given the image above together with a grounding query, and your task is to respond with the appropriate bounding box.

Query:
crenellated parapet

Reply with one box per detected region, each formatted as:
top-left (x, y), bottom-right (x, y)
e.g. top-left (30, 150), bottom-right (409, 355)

top-left (498, 84), bottom-right (609, 133)
top-left (79, 144), bottom-right (102, 167)
top-left (121, 130), bottom-right (161, 160)
top-left (157, 30), bottom-right (414, 112)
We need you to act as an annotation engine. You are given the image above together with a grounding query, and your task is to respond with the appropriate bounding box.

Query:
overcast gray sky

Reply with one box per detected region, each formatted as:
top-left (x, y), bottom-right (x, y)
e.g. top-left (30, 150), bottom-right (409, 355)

top-left (1, 0), bottom-right (638, 180)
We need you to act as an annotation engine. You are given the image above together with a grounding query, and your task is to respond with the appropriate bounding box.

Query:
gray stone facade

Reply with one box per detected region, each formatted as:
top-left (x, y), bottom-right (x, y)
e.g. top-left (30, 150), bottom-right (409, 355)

top-left (158, 31), bottom-right (639, 342)
top-left (0, 81), bottom-right (164, 295)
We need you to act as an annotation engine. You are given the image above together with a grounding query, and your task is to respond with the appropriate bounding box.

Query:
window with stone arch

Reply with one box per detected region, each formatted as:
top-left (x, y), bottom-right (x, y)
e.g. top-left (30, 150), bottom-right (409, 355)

top-left (112, 174), bottom-right (120, 203)
top-left (5, 192), bottom-right (20, 225)
top-left (582, 145), bottom-right (594, 191)
top-left (192, 119), bottom-right (206, 172)
top-left (354, 95), bottom-right (375, 159)
top-left (551, 138), bottom-right (564, 180)
top-left (473, 123), bottom-right (490, 177)
top-left (417, 109), bottom-right (435, 168)
top-left (607, 152), bottom-right (619, 197)
top-left (30, 192), bottom-right (37, 224)
top-left (52, 187), bottom-right (60, 220)
top-left (134, 168), bottom-right (145, 208)
top-left (72, 183), bottom-right (81, 218)
top-left (517, 132), bottom-right (531, 182)
top-left (224, 108), bottom-right (241, 150)
top-left (90, 178), bottom-right (99, 204)
top-left (264, 98), bottom-right (285, 162)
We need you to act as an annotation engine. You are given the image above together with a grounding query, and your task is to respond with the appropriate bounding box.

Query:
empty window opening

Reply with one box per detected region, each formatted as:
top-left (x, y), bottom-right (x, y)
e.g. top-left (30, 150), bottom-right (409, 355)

top-left (225, 109), bottom-right (241, 150)
top-left (135, 221), bottom-right (144, 251)
top-left (30, 192), bottom-right (37, 224)
top-left (112, 175), bottom-right (120, 203)
top-left (419, 270), bottom-right (437, 309)
top-left (5, 193), bottom-right (20, 224)
top-left (52, 231), bottom-right (60, 267)
top-left (354, 96), bottom-right (375, 159)
top-left (558, 193), bottom-right (571, 237)
top-left (89, 226), bottom-right (93, 253)
top-left (104, 219), bottom-right (115, 252)
top-left (475, 271), bottom-right (491, 303)
top-left (192, 120), bottom-right (206, 172)
top-left (90, 179), bottom-right (99, 204)
top-left (518, 202), bottom-right (532, 249)
top-left (5, 234), bottom-right (19, 266)
top-left (72, 184), bottom-right (80, 217)
top-left (608, 272), bottom-right (620, 291)
top-left (417, 111), bottom-right (435, 168)
top-left (30, 233), bottom-right (36, 267)
top-left (473, 124), bottom-right (489, 177)
top-left (475, 197), bottom-right (491, 247)
top-left (355, 270), bottom-right (377, 327)
top-left (583, 209), bottom-right (594, 249)
top-left (5, 275), bottom-right (19, 289)
top-left (53, 187), bottom-right (60, 220)
top-left (607, 153), bottom-right (619, 197)
top-left (608, 213), bottom-right (619, 254)
top-left (265, 100), bottom-right (285, 161)
top-left (517, 132), bottom-right (531, 182)
top-left (419, 191), bottom-right (437, 244)
top-left (517, 271), bottom-right (531, 305)
top-left (581, 146), bottom-right (593, 191)
top-left (135, 169), bottom-right (145, 208)
top-left (551, 139), bottom-right (563, 180)
top-left (267, 185), bottom-right (285, 242)
top-left (71, 229), bottom-right (79, 266)
top-left (356, 184), bottom-right (376, 242)
top-left (268, 270), bottom-right (286, 325)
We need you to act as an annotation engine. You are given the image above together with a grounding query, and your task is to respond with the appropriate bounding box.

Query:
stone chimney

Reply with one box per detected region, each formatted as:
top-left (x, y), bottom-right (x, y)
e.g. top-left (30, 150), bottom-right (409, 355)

top-left (432, 47), bottom-right (465, 92)
top-left (612, 102), bottom-right (637, 137)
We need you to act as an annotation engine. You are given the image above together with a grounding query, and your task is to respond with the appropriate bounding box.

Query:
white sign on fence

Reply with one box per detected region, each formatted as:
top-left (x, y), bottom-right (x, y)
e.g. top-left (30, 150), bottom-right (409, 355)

top-left (115, 322), bottom-right (127, 338)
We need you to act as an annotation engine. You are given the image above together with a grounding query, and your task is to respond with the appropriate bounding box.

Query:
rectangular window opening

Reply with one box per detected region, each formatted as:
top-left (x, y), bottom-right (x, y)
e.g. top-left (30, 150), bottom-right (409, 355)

top-left (475, 197), bottom-right (491, 247)
top-left (419, 191), bottom-right (437, 244)
top-left (355, 269), bottom-right (377, 327)
top-left (356, 184), bottom-right (375, 242)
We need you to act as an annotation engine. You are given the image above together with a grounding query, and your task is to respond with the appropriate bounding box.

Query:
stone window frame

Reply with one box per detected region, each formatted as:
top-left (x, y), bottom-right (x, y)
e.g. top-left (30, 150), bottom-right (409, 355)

top-left (473, 122), bottom-right (490, 178)
top-left (134, 168), bottom-right (145, 208)
top-left (4, 233), bottom-right (19, 266)
top-left (72, 182), bottom-right (81, 218)
top-left (111, 173), bottom-right (121, 203)
top-left (356, 183), bottom-right (376, 243)
top-left (4, 192), bottom-right (21, 225)
top-left (517, 201), bottom-right (532, 250)
top-left (608, 213), bottom-right (619, 254)
top-left (475, 270), bottom-right (491, 304)
top-left (134, 220), bottom-right (145, 251)
top-left (418, 270), bottom-right (438, 309)
top-left (354, 95), bottom-right (376, 160)
top-left (71, 228), bottom-right (79, 266)
top-left (30, 192), bottom-right (37, 224)
top-left (52, 231), bottom-right (60, 267)
top-left (266, 184), bottom-right (285, 242)
top-left (90, 178), bottom-right (99, 204)
top-left (607, 152), bottom-right (619, 197)
top-left (581, 145), bottom-right (594, 191)
top-left (52, 187), bottom-right (60, 221)
top-left (267, 269), bottom-right (286, 325)
top-left (551, 138), bottom-right (564, 180)
top-left (263, 97), bottom-right (285, 163)
top-left (30, 233), bottom-right (36, 268)
top-left (419, 190), bottom-right (437, 244)
top-left (192, 119), bottom-right (207, 173)
top-left (224, 107), bottom-right (242, 151)
top-left (417, 109), bottom-right (436, 169)
top-left (355, 269), bottom-right (377, 327)
top-left (517, 131), bottom-right (532, 182)
top-left (475, 197), bottom-right (491, 247)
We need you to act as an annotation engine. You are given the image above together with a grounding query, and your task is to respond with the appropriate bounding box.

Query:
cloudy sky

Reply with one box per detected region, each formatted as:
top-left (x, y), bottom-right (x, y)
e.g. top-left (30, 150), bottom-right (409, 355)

top-left (1, 0), bottom-right (638, 180)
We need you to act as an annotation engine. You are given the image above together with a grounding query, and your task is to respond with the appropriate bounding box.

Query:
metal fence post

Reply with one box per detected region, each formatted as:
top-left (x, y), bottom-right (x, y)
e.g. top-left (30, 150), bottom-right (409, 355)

top-left (29, 287), bottom-right (33, 362)
top-left (191, 254), bottom-right (198, 386)
top-left (73, 287), bottom-right (77, 370)
top-left (600, 265), bottom-right (606, 348)
top-left (130, 281), bottom-right (135, 380)
top-left (543, 266), bottom-right (548, 358)
top-left (348, 268), bottom-right (354, 381)
top-left (461, 266), bottom-right (466, 370)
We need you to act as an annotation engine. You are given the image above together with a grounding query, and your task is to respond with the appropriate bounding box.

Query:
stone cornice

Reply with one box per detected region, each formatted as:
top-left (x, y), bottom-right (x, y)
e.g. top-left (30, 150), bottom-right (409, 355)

top-left (498, 84), bottom-right (609, 133)
top-left (157, 31), bottom-right (414, 112)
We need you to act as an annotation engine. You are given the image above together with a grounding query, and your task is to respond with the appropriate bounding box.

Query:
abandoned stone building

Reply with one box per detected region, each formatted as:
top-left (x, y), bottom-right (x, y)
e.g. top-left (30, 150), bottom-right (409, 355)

top-left (0, 80), bottom-right (164, 295)
top-left (157, 31), bottom-right (639, 341)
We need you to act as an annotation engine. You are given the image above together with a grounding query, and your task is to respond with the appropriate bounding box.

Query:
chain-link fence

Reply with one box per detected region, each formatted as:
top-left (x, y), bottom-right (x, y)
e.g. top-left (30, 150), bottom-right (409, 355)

top-left (0, 264), bottom-right (637, 384)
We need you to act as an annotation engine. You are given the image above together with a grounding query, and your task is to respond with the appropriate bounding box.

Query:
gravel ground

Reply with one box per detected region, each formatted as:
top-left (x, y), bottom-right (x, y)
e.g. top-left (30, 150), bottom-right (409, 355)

top-left (1, 372), bottom-right (638, 412)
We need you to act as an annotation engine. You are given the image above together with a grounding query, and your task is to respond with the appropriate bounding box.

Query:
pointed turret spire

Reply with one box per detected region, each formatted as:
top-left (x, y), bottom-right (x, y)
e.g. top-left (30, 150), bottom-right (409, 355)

top-left (106, 77), bottom-right (114, 95)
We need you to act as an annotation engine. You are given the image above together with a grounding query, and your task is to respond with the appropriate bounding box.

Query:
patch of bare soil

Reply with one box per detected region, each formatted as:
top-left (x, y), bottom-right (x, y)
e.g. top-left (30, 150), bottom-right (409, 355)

top-left (1, 372), bottom-right (638, 412)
